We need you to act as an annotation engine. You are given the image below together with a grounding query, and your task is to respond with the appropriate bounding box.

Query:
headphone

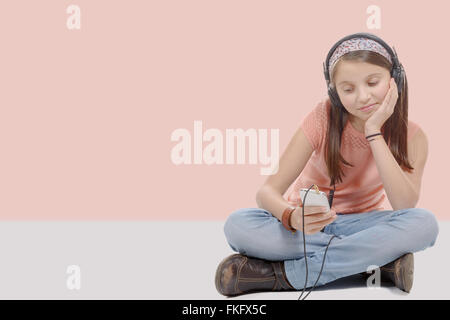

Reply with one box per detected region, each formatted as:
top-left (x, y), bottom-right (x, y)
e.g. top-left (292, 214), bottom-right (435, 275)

top-left (322, 32), bottom-right (405, 109)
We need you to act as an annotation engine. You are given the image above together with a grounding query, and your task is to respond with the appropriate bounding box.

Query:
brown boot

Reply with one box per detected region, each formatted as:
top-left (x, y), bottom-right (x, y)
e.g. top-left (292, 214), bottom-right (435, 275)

top-left (215, 253), bottom-right (295, 296)
top-left (380, 253), bottom-right (414, 293)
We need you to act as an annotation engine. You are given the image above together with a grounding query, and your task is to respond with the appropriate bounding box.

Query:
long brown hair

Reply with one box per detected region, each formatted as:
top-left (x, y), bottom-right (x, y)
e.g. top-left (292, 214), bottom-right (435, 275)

top-left (325, 50), bottom-right (413, 187)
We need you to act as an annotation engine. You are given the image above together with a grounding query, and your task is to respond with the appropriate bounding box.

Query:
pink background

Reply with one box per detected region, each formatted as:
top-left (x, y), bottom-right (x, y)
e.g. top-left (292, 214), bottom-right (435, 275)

top-left (0, 0), bottom-right (448, 220)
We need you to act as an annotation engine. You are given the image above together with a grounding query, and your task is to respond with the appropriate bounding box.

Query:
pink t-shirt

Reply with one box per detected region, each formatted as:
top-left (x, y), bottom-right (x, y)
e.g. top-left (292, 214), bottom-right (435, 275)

top-left (285, 96), bottom-right (420, 214)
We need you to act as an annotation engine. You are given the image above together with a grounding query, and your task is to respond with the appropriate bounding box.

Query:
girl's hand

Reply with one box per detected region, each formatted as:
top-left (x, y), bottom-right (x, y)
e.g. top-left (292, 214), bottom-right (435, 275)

top-left (290, 206), bottom-right (337, 235)
top-left (364, 77), bottom-right (399, 135)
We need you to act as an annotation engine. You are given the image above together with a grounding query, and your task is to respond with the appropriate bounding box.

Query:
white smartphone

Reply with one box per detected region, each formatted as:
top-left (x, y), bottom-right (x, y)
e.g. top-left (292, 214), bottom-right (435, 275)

top-left (299, 188), bottom-right (330, 214)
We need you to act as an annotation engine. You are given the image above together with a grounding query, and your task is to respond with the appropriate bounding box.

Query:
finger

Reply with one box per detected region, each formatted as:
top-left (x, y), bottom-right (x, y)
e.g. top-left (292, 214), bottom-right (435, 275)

top-left (313, 208), bottom-right (335, 217)
top-left (305, 210), bottom-right (336, 223)
top-left (305, 227), bottom-right (323, 235)
top-left (390, 91), bottom-right (397, 107)
top-left (387, 89), bottom-right (394, 105)
top-left (383, 85), bottom-right (394, 107)
top-left (303, 206), bottom-right (330, 215)
top-left (306, 220), bottom-right (336, 235)
top-left (308, 214), bottom-right (337, 228)
top-left (380, 91), bottom-right (391, 108)
top-left (389, 86), bottom-right (398, 106)
top-left (303, 210), bottom-right (332, 221)
top-left (391, 79), bottom-right (398, 95)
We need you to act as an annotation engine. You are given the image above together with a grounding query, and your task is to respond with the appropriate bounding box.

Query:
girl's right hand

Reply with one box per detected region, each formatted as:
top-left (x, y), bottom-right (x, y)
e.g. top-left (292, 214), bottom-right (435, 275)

top-left (290, 206), bottom-right (337, 235)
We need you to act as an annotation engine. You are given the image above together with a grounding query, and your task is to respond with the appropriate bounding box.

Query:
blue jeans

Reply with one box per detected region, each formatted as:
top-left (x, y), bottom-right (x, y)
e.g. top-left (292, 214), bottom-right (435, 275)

top-left (223, 207), bottom-right (439, 290)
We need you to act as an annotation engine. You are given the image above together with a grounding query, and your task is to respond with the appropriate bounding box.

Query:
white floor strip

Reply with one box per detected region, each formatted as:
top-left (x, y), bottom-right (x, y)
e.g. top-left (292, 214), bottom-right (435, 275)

top-left (0, 221), bottom-right (448, 299)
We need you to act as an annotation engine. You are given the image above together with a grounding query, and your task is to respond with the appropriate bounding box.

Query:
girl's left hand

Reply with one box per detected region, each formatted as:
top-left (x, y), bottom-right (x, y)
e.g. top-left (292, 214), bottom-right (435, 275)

top-left (364, 77), bottom-right (399, 135)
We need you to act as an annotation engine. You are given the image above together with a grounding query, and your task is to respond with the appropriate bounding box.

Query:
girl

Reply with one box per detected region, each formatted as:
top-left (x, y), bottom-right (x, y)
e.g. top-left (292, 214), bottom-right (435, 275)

top-left (215, 33), bottom-right (439, 297)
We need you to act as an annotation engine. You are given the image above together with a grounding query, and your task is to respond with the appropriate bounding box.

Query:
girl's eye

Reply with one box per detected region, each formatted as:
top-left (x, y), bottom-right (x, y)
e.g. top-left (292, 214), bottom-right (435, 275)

top-left (343, 82), bottom-right (378, 93)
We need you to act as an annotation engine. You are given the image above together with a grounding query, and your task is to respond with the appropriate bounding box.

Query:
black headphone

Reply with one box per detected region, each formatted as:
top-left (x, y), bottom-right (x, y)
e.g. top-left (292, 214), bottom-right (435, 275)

top-left (323, 32), bottom-right (405, 109)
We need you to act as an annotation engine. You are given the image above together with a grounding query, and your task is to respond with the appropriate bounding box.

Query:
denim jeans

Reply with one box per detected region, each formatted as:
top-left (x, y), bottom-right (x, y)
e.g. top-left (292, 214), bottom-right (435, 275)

top-left (223, 207), bottom-right (439, 290)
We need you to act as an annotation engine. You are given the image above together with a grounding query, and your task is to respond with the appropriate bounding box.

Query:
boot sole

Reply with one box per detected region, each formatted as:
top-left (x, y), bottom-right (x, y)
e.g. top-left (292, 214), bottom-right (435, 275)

top-left (382, 253), bottom-right (414, 293)
top-left (396, 253), bottom-right (414, 293)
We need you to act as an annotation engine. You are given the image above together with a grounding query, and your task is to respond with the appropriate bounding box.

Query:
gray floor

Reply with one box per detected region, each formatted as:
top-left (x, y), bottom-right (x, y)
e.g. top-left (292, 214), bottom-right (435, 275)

top-left (0, 220), bottom-right (448, 299)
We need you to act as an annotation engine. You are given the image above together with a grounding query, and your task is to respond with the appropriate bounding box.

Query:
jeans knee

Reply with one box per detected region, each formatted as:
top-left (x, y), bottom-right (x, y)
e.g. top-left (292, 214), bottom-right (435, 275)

top-left (409, 208), bottom-right (439, 247)
top-left (223, 207), bottom-right (278, 256)
top-left (223, 210), bottom-right (241, 247)
top-left (223, 208), bottom-right (262, 252)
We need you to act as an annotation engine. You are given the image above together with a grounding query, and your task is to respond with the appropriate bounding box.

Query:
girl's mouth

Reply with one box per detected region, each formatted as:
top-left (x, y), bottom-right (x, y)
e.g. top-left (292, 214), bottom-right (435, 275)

top-left (359, 104), bottom-right (377, 112)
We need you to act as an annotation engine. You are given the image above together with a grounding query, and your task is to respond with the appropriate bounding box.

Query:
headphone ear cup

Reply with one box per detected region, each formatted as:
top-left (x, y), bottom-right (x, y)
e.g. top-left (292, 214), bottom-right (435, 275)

top-left (392, 64), bottom-right (404, 95)
top-left (397, 64), bottom-right (405, 94)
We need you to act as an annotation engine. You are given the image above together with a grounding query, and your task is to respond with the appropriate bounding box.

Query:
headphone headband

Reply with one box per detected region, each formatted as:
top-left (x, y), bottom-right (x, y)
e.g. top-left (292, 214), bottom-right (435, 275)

top-left (323, 32), bottom-right (404, 103)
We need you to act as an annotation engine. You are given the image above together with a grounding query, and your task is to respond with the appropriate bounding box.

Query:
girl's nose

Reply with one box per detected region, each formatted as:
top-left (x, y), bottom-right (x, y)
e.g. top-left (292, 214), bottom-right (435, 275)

top-left (357, 89), bottom-right (371, 102)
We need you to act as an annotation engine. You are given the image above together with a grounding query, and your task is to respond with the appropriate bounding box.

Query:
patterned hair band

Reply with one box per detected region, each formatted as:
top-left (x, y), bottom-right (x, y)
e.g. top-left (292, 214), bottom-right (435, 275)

top-left (329, 37), bottom-right (393, 75)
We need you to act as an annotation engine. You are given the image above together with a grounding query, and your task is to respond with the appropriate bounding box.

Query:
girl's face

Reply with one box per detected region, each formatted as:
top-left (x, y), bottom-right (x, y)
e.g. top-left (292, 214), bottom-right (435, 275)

top-left (333, 61), bottom-right (391, 120)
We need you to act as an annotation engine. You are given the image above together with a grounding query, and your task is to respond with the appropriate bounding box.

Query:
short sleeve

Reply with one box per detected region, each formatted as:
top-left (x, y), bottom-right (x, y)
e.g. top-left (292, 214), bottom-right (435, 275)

top-left (300, 99), bottom-right (328, 151)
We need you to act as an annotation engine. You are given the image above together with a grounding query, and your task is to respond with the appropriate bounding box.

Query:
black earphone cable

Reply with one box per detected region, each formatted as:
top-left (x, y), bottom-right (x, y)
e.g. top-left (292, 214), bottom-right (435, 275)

top-left (298, 184), bottom-right (336, 300)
